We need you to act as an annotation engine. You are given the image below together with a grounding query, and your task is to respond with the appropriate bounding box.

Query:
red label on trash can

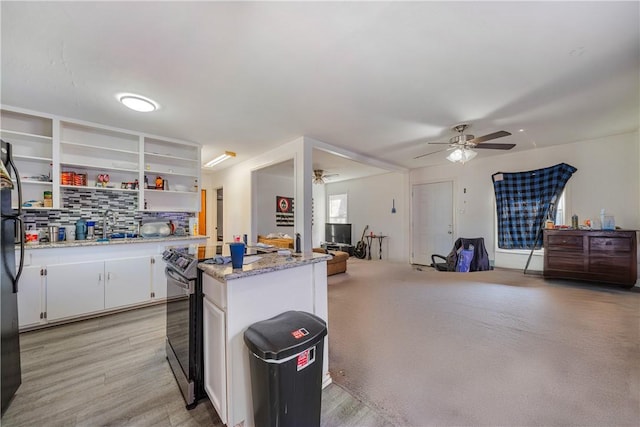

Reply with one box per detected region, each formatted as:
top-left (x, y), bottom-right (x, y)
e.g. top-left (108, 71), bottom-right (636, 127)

top-left (297, 346), bottom-right (316, 371)
top-left (291, 328), bottom-right (309, 339)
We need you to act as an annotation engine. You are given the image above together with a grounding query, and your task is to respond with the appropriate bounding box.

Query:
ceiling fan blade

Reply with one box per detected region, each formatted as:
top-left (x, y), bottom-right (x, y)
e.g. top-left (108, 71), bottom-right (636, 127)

top-left (471, 130), bottom-right (511, 144)
top-left (414, 148), bottom-right (448, 159)
top-left (474, 143), bottom-right (516, 150)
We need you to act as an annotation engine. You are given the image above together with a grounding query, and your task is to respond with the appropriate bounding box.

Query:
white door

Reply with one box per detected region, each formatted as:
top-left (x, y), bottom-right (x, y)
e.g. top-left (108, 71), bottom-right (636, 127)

top-left (412, 181), bottom-right (454, 265)
top-left (18, 265), bottom-right (44, 328)
top-left (203, 297), bottom-right (227, 424)
top-left (105, 257), bottom-right (152, 309)
top-left (46, 261), bottom-right (105, 321)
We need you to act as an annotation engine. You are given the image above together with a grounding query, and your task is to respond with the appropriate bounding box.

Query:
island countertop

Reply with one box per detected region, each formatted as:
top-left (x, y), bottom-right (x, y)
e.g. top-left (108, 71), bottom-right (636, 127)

top-left (198, 252), bottom-right (331, 282)
top-left (23, 235), bottom-right (208, 250)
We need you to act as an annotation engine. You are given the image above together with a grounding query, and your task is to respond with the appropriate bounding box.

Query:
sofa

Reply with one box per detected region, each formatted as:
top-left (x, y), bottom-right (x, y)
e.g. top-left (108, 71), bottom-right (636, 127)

top-left (313, 248), bottom-right (349, 276)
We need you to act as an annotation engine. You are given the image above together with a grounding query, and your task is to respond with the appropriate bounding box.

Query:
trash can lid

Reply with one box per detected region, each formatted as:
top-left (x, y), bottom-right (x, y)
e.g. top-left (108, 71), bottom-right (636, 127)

top-left (244, 311), bottom-right (327, 361)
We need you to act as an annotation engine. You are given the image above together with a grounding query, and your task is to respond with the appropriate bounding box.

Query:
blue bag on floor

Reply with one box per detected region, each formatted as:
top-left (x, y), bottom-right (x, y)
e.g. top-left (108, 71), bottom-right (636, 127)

top-left (456, 245), bottom-right (474, 273)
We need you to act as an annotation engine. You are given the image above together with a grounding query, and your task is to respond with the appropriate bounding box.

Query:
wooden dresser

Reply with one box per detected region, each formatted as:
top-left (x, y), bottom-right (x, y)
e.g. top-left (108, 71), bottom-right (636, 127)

top-left (543, 229), bottom-right (638, 288)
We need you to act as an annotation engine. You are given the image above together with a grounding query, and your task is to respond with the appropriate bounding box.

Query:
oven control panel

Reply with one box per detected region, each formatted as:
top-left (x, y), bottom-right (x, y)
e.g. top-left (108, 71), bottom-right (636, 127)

top-left (164, 248), bottom-right (200, 279)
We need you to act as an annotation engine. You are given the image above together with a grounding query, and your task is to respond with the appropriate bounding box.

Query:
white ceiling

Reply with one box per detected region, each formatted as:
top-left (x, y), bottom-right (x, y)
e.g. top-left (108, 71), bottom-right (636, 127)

top-left (1, 2), bottom-right (638, 175)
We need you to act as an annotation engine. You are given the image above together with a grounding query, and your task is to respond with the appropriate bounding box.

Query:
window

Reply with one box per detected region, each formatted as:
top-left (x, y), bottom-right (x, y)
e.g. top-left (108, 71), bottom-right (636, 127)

top-left (328, 193), bottom-right (348, 223)
top-left (554, 191), bottom-right (566, 226)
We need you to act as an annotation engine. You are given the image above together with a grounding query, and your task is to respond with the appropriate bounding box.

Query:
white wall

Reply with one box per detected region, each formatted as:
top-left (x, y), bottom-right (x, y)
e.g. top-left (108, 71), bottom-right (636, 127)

top-left (325, 172), bottom-right (409, 262)
top-left (201, 137), bottom-right (314, 254)
top-left (256, 173), bottom-right (294, 236)
top-left (410, 131), bottom-right (640, 271)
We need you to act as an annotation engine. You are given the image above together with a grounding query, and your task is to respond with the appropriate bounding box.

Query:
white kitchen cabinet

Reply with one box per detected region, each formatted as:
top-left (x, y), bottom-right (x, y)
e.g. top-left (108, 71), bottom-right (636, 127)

top-left (46, 261), bottom-right (105, 321)
top-left (203, 296), bottom-right (227, 425)
top-left (20, 238), bottom-right (206, 329)
top-left (151, 254), bottom-right (168, 300)
top-left (104, 257), bottom-right (152, 309)
top-left (17, 265), bottom-right (45, 328)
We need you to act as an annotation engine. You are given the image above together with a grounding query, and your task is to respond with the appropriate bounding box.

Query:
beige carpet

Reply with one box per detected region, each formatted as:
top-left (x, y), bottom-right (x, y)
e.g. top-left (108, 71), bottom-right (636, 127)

top-left (327, 259), bottom-right (640, 426)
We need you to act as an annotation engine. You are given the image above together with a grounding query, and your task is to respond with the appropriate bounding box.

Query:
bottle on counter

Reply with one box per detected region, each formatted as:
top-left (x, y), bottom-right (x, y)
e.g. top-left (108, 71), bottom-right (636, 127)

top-left (571, 214), bottom-right (579, 229)
top-left (295, 233), bottom-right (301, 253)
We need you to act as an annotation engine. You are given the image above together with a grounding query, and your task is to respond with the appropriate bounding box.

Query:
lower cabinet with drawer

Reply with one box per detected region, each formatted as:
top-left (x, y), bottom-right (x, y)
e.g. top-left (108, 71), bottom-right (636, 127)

top-left (543, 229), bottom-right (638, 287)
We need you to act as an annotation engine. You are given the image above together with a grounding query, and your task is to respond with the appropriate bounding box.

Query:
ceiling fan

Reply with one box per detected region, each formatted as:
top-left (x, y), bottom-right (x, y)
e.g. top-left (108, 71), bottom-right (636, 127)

top-left (313, 169), bottom-right (338, 184)
top-left (414, 123), bottom-right (515, 163)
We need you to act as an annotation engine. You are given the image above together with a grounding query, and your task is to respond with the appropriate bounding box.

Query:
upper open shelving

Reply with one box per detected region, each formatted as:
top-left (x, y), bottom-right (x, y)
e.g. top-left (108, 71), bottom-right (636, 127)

top-left (2, 105), bottom-right (202, 213)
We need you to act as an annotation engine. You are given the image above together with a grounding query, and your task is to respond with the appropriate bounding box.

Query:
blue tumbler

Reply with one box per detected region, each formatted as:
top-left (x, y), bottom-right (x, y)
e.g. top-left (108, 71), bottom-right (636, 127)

top-left (229, 242), bottom-right (245, 269)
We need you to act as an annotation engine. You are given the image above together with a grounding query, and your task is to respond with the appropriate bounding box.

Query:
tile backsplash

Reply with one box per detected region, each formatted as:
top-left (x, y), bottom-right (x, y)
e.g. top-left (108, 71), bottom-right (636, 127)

top-left (23, 188), bottom-right (194, 236)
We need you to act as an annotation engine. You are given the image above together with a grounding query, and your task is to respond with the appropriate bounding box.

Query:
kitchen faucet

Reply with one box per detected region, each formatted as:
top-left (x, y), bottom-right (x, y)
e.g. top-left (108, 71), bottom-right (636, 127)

top-left (102, 209), bottom-right (115, 239)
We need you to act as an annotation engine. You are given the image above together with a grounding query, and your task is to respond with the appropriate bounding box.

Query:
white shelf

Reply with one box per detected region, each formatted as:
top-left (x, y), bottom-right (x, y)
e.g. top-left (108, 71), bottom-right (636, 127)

top-left (14, 155), bottom-right (52, 163)
top-left (144, 189), bottom-right (198, 195)
top-left (60, 162), bottom-right (138, 173)
top-left (61, 140), bottom-right (139, 156)
top-left (60, 185), bottom-right (139, 193)
top-left (144, 152), bottom-right (198, 163)
top-left (13, 206), bottom-right (58, 211)
top-left (21, 180), bottom-right (53, 185)
top-left (143, 169), bottom-right (198, 178)
top-left (1, 129), bottom-right (52, 141)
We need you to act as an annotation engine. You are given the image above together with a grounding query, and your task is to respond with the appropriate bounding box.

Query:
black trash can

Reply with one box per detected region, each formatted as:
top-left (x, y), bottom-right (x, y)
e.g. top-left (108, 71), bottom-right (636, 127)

top-left (244, 310), bottom-right (327, 427)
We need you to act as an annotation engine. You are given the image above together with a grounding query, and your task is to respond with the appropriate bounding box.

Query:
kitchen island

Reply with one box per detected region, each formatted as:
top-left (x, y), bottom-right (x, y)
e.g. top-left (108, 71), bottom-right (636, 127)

top-left (198, 252), bottom-right (331, 427)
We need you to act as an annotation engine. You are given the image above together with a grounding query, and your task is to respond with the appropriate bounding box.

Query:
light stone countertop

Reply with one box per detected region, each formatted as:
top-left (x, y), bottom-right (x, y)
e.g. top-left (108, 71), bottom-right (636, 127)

top-left (23, 235), bottom-right (208, 250)
top-left (198, 252), bottom-right (330, 282)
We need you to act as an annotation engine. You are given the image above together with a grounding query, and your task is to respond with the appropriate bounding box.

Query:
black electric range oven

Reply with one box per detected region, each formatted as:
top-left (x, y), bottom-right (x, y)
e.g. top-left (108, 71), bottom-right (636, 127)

top-left (163, 245), bottom-right (219, 409)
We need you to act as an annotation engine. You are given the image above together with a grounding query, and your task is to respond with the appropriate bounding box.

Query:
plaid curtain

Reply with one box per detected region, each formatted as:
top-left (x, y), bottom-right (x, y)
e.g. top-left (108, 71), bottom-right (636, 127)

top-left (492, 163), bottom-right (577, 249)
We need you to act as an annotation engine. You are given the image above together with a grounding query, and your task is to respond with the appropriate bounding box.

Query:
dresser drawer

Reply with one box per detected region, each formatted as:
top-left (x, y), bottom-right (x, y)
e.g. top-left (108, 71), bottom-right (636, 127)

top-left (547, 255), bottom-right (585, 272)
top-left (589, 255), bottom-right (630, 270)
top-left (546, 234), bottom-right (583, 251)
top-left (589, 237), bottom-right (632, 253)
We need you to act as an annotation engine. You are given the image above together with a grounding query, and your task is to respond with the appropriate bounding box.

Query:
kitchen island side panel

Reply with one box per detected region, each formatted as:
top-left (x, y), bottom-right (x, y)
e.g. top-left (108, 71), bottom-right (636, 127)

top-left (223, 262), bottom-right (329, 427)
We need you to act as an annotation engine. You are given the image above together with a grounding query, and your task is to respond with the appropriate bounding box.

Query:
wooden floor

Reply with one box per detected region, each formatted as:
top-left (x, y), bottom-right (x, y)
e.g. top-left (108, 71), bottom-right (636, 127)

top-left (2, 304), bottom-right (392, 427)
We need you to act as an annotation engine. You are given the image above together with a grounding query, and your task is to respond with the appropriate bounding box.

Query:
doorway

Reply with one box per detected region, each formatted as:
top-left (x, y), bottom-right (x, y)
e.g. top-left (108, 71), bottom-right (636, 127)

top-left (411, 181), bottom-right (454, 265)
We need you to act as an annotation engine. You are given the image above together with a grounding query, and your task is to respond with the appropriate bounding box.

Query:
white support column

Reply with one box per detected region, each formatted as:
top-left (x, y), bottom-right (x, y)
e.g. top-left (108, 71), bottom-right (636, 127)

top-left (294, 138), bottom-right (314, 253)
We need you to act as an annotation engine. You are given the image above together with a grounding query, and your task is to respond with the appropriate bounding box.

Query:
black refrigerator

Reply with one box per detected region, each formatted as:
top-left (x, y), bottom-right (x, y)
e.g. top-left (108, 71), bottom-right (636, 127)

top-left (1, 140), bottom-right (23, 416)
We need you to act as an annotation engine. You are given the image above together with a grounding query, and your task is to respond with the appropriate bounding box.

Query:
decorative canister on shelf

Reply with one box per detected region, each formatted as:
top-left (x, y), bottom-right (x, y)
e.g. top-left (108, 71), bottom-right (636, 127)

top-left (571, 214), bottom-right (579, 229)
top-left (155, 176), bottom-right (163, 190)
top-left (43, 190), bottom-right (53, 207)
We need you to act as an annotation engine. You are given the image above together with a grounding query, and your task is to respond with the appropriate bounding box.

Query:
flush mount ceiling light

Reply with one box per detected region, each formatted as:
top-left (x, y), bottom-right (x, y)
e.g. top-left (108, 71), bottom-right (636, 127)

top-left (117, 94), bottom-right (158, 112)
top-left (204, 151), bottom-right (236, 168)
top-left (446, 148), bottom-right (477, 164)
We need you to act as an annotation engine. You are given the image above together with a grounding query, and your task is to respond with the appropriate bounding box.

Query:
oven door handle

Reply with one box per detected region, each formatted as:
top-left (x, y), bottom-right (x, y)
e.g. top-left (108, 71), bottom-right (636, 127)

top-left (165, 267), bottom-right (194, 295)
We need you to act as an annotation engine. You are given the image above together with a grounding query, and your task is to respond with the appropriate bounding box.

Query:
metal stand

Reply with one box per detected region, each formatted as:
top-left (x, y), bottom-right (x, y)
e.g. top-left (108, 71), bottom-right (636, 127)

top-left (523, 201), bottom-right (555, 275)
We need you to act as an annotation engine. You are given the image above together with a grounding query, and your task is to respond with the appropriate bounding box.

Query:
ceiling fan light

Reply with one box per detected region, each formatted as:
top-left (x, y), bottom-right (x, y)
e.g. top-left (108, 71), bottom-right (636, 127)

top-left (461, 148), bottom-right (477, 163)
top-left (446, 148), bottom-right (477, 164)
top-left (446, 149), bottom-right (463, 162)
top-left (313, 170), bottom-right (325, 184)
